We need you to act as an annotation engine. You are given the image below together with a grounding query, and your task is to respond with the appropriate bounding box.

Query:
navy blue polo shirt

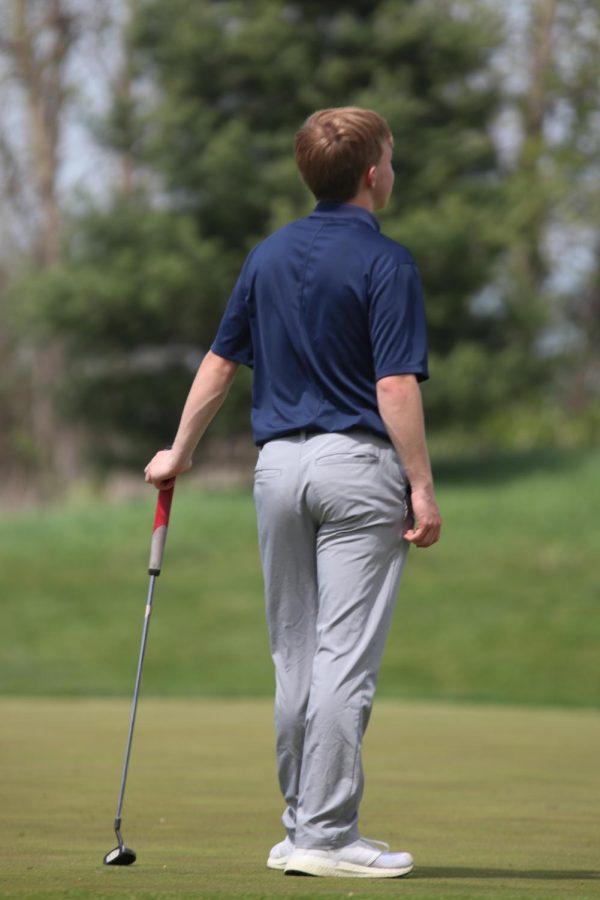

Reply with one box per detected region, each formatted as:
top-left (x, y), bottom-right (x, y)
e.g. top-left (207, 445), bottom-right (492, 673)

top-left (211, 201), bottom-right (428, 446)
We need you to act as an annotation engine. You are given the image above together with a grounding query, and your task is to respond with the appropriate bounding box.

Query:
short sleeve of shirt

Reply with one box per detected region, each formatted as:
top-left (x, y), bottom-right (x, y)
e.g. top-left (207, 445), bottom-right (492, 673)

top-left (211, 270), bottom-right (254, 367)
top-left (369, 262), bottom-right (429, 382)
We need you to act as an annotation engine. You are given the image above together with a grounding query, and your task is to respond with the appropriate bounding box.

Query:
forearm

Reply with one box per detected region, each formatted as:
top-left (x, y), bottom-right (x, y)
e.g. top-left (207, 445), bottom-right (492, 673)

top-left (171, 350), bottom-right (239, 463)
top-left (145, 351), bottom-right (239, 489)
top-left (376, 374), bottom-right (433, 493)
top-left (376, 374), bottom-right (441, 547)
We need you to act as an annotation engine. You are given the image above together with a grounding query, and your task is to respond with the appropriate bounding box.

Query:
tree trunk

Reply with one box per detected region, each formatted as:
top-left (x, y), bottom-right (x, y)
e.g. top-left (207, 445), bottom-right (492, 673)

top-left (517, 0), bottom-right (557, 291)
top-left (9, 0), bottom-right (78, 489)
top-left (567, 239), bottom-right (600, 414)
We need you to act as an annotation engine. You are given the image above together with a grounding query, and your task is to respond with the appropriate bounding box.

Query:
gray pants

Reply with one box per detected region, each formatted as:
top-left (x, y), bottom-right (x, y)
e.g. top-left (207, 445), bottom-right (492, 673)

top-left (253, 430), bottom-right (410, 850)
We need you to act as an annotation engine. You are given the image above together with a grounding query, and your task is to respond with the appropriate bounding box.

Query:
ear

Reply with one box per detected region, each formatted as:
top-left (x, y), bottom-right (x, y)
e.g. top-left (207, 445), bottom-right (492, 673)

top-left (365, 164), bottom-right (378, 189)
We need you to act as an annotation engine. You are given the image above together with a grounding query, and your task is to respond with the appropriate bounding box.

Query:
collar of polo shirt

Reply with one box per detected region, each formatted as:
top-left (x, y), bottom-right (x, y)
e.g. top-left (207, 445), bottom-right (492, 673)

top-left (312, 201), bottom-right (381, 233)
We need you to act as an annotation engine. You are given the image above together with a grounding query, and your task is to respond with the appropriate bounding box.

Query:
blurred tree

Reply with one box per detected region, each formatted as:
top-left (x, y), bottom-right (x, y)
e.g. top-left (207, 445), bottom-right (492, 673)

top-left (487, 0), bottom-right (600, 443)
top-left (131, 0), bottom-right (506, 353)
top-left (13, 0), bottom-right (599, 472)
top-left (0, 0), bottom-right (79, 486)
top-left (16, 0), bottom-right (511, 466)
top-left (10, 198), bottom-right (238, 465)
top-left (550, 0), bottom-right (600, 422)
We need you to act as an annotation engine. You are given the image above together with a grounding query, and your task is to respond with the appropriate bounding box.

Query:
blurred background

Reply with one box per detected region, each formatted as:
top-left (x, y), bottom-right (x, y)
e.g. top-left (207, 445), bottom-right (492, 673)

top-left (0, 0), bottom-right (598, 707)
top-left (0, 0), bottom-right (599, 493)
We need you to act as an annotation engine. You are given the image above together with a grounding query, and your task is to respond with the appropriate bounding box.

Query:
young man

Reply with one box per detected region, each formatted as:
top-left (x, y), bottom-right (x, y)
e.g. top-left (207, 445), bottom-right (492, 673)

top-left (145, 107), bottom-right (441, 878)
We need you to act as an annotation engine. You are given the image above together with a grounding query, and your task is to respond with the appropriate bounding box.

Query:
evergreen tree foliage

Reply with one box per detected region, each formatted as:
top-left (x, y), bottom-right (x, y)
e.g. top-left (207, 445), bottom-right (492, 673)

top-left (132, 0), bottom-right (506, 357)
top-left (13, 0), bottom-right (524, 465)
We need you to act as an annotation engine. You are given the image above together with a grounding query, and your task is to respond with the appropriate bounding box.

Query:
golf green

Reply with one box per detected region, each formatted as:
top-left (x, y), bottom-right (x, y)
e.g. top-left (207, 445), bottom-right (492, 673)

top-left (1, 698), bottom-right (599, 899)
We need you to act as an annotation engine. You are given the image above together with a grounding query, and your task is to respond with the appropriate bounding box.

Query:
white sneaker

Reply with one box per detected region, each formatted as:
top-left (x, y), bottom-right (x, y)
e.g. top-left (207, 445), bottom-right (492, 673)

top-left (267, 836), bottom-right (294, 870)
top-left (284, 838), bottom-right (413, 878)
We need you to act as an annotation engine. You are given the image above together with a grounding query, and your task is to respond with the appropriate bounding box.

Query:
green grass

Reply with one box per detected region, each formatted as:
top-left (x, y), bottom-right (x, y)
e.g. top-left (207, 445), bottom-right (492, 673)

top-left (1, 698), bottom-right (599, 899)
top-left (0, 449), bottom-right (599, 706)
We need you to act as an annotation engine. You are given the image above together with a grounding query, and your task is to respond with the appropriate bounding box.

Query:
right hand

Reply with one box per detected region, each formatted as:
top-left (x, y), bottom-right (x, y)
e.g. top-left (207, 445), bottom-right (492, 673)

top-left (403, 487), bottom-right (442, 548)
top-left (144, 448), bottom-right (192, 491)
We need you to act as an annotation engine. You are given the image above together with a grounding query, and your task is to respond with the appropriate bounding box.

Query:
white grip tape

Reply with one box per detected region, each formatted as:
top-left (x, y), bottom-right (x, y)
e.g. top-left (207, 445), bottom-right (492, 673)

top-left (149, 524), bottom-right (168, 573)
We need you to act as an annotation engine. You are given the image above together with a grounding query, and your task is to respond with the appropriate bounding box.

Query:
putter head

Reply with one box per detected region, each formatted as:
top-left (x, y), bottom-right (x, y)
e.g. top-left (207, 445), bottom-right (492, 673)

top-left (103, 845), bottom-right (137, 866)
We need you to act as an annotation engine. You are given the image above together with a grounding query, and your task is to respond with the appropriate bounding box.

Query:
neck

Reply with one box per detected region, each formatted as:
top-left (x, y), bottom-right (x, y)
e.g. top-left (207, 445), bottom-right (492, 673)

top-left (346, 189), bottom-right (375, 212)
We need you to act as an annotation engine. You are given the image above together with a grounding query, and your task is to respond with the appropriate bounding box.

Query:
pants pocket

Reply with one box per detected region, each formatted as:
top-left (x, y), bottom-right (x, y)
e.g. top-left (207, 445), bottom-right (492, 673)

top-left (315, 452), bottom-right (378, 466)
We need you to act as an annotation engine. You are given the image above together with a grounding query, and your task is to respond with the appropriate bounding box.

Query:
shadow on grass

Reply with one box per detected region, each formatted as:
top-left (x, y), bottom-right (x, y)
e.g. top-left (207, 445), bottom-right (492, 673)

top-left (418, 866), bottom-right (600, 881)
top-left (432, 447), bottom-right (586, 486)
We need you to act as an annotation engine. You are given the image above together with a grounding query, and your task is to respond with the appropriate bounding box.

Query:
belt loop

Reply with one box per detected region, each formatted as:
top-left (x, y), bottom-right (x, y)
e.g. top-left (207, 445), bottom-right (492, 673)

top-left (299, 429), bottom-right (307, 442)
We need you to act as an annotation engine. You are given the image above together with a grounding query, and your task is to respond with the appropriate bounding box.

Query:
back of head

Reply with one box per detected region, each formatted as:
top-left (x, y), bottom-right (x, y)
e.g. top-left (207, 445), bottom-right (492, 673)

top-left (294, 107), bottom-right (392, 203)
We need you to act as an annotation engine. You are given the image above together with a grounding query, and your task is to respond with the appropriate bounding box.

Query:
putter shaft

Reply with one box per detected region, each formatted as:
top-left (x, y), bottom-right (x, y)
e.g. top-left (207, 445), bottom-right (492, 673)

top-left (104, 486), bottom-right (174, 866)
top-left (113, 573), bottom-right (158, 839)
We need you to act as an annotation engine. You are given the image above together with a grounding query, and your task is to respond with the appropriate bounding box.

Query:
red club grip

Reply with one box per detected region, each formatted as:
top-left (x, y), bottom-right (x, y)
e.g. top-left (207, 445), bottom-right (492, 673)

top-left (148, 486), bottom-right (175, 574)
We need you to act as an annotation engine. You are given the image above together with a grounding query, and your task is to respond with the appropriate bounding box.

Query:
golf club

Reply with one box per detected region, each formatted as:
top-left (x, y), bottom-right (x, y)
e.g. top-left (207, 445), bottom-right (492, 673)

top-left (103, 484), bottom-right (175, 866)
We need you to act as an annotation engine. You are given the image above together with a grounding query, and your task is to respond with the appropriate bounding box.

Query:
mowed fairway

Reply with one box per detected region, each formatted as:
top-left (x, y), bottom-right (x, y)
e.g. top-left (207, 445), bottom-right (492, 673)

top-left (1, 698), bottom-right (599, 900)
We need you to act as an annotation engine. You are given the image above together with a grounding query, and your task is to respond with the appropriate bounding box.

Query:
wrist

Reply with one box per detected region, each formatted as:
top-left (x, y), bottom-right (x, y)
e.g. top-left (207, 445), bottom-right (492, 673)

top-left (408, 481), bottom-right (435, 496)
top-left (171, 441), bottom-right (193, 466)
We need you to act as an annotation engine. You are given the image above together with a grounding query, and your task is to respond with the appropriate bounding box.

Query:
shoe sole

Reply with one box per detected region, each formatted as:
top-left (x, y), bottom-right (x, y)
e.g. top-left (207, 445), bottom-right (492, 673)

top-left (267, 857), bottom-right (288, 871)
top-left (285, 853), bottom-right (413, 879)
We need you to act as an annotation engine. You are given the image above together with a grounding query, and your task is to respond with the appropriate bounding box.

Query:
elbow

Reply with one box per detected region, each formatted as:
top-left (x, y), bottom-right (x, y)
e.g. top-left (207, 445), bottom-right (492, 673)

top-left (204, 350), bottom-right (239, 384)
top-left (376, 373), bottom-right (418, 400)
